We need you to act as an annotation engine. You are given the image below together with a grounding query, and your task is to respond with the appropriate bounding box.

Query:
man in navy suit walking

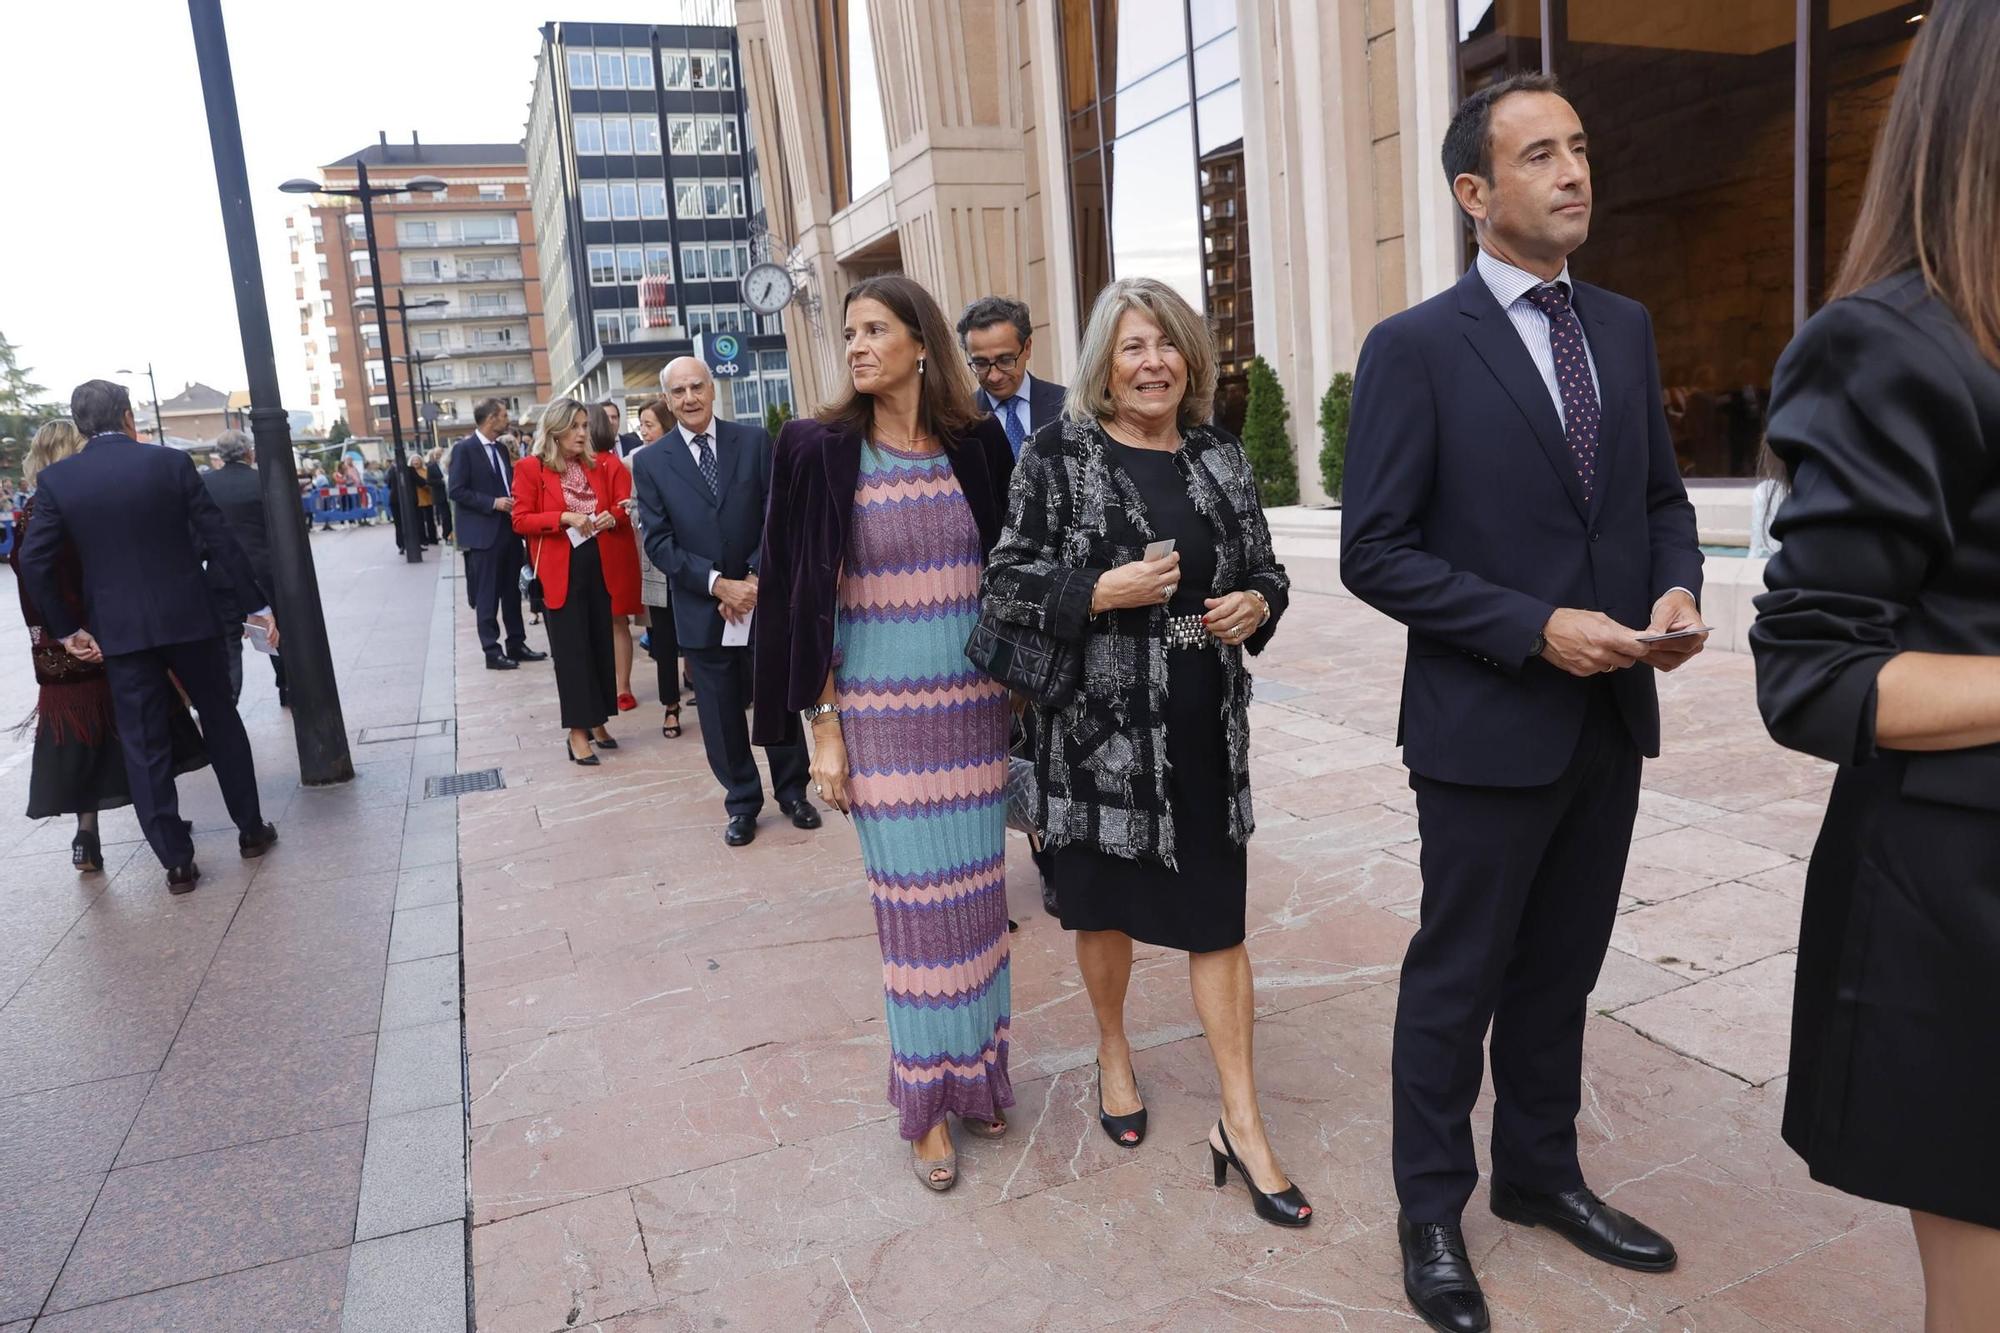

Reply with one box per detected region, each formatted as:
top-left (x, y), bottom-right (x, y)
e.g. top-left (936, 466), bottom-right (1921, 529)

top-left (1340, 75), bottom-right (1706, 1332)
top-left (632, 357), bottom-right (814, 847)
top-left (17, 380), bottom-right (279, 892)
top-left (447, 397), bottom-right (547, 671)
top-left (956, 295), bottom-right (1066, 458)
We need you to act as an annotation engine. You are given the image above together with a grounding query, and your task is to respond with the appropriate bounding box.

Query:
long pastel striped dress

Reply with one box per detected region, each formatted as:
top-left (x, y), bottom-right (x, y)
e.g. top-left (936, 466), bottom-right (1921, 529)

top-left (835, 440), bottom-right (1014, 1140)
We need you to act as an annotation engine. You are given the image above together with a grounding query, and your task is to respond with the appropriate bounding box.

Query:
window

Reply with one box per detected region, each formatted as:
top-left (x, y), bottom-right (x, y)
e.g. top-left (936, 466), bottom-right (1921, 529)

top-left (626, 50), bottom-right (653, 89)
top-left (594, 311), bottom-right (622, 345)
top-left (623, 309), bottom-right (646, 341)
top-left (574, 115), bottom-right (602, 154)
top-left (398, 218), bottom-right (438, 244)
top-left (736, 243), bottom-right (751, 275)
top-left (581, 183), bottom-right (610, 220)
top-left (681, 244), bottom-right (709, 280)
top-left (729, 181), bottom-right (745, 216)
top-left (403, 256), bottom-right (440, 280)
top-left (617, 246), bottom-right (644, 284)
top-left (318, 258), bottom-right (330, 281)
top-left (327, 332), bottom-right (340, 354)
top-left (603, 115), bottom-right (632, 154)
top-left (707, 243), bottom-right (737, 279)
top-left (674, 179), bottom-right (703, 216)
top-left (416, 329), bottom-right (444, 350)
top-left (732, 376), bottom-right (762, 417)
top-left (632, 116), bottom-right (661, 154)
top-left (661, 51), bottom-right (689, 90)
top-left (667, 115), bottom-right (696, 155)
top-left (702, 182), bottom-right (730, 216)
top-left (686, 305), bottom-right (715, 335)
top-left (312, 218), bottom-right (324, 244)
top-left (596, 50), bottom-right (625, 88)
top-left (610, 181), bottom-right (639, 219)
top-left (479, 184), bottom-right (506, 201)
top-left (322, 297), bottom-right (333, 317)
top-left (366, 359), bottom-right (386, 387)
top-left (566, 49), bottom-right (595, 89)
top-left (644, 244), bottom-right (673, 277)
top-left (722, 120), bottom-right (740, 154)
top-left (696, 116), bottom-right (724, 155)
top-left (461, 216), bottom-right (511, 242)
top-left (720, 53), bottom-right (735, 89)
top-left (588, 246), bottom-right (617, 285)
top-left (713, 306), bottom-right (745, 332)
top-left (638, 180), bottom-right (667, 219)
top-left (690, 53), bottom-right (718, 89)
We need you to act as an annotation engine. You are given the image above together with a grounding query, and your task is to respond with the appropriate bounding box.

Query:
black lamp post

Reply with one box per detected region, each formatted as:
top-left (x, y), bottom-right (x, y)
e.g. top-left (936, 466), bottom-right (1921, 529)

top-left (281, 167), bottom-right (446, 565)
top-left (372, 289), bottom-right (449, 451)
top-left (116, 363), bottom-right (166, 444)
top-left (187, 0), bottom-right (353, 785)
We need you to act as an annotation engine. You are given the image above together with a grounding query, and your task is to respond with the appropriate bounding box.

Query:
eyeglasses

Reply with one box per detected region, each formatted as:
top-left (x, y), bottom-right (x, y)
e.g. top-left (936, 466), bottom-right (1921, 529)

top-left (966, 354), bottom-right (1022, 374)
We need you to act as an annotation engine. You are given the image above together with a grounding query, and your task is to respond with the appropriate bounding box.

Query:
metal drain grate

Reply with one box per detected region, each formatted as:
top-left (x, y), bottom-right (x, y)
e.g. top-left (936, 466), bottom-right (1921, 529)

top-left (425, 768), bottom-right (505, 798)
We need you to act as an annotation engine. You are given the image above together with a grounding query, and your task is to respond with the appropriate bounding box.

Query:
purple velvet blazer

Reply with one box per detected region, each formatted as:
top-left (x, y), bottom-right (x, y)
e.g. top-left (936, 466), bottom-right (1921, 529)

top-left (751, 414), bottom-right (1016, 747)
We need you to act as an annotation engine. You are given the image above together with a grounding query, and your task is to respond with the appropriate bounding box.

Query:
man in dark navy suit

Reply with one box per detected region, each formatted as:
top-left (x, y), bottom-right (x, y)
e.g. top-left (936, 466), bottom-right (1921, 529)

top-left (447, 397), bottom-right (546, 671)
top-left (201, 429), bottom-right (287, 705)
top-left (957, 295), bottom-right (1066, 458)
top-left (18, 381), bottom-right (279, 892)
top-left (1340, 75), bottom-right (1705, 1333)
top-left (633, 357), bottom-right (814, 847)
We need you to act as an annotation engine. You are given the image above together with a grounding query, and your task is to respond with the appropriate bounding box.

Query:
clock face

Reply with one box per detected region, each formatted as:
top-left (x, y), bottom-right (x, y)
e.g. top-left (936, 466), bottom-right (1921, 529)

top-left (743, 262), bottom-right (794, 315)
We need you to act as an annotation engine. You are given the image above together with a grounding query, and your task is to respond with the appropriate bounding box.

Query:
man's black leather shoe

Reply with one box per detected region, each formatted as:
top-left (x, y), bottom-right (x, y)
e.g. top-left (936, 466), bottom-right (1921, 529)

top-left (507, 646), bottom-right (548, 663)
top-left (725, 815), bottom-right (757, 846)
top-left (1399, 1213), bottom-right (1490, 1333)
top-left (780, 798), bottom-right (822, 830)
top-left (485, 654), bottom-right (519, 671)
top-left (167, 863), bottom-right (202, 894)
top-left (239, 822), bottom-right (279, 858)
top-left (1490, 1181), bottom-right (1677, 1272)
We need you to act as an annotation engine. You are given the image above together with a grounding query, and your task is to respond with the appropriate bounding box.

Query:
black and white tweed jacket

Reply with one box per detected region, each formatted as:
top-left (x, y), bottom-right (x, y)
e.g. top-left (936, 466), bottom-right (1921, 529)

top-left (980, 417), bottom-right (1290, 870)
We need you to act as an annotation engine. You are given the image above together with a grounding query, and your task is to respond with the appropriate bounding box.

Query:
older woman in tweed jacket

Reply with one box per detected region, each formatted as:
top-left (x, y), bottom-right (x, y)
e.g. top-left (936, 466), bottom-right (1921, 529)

top-left (982, 277), bottom-right (1307, 1228)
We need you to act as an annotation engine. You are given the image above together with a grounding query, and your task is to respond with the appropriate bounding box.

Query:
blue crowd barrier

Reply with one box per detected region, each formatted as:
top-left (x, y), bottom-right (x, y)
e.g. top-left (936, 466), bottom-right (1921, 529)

top-left (302, 484), bottom-right (391, 528)
top-left (0, 515), bottom-right (14, 560)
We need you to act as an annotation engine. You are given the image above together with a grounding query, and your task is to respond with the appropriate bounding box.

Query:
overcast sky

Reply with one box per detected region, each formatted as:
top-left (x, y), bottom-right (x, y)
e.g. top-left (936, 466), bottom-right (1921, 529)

top-left (2, 2), bottom-right (719, 421)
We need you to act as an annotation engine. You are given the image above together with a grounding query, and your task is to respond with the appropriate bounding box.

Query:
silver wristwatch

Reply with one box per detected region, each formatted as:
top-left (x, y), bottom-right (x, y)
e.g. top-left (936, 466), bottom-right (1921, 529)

top-left (801, 703), bottom-right (840, 729)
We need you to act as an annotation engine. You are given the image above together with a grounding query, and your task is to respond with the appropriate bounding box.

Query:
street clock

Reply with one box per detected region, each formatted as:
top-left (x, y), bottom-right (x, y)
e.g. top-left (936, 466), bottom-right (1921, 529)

top-left (743, 261), bottom-right (795, 316)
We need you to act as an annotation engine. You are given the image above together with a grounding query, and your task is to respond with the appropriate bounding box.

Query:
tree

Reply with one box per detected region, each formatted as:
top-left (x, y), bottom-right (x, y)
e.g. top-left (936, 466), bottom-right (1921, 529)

top-left (1239, 355), bottom-right (1298, 507)
top-left (1318, 371), bottom-right (1354, 503)
top-left (0, 330), bottom-right (58, 453)
top-left (763, 399), bottom-right (794, 437)
top-left (326, 417), bottom-right (352, 446)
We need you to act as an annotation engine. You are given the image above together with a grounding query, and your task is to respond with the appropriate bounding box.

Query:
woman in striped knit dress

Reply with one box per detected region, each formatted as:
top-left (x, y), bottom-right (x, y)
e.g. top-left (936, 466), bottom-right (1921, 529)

top-left (754, 275), bottom-right (1018, 1191)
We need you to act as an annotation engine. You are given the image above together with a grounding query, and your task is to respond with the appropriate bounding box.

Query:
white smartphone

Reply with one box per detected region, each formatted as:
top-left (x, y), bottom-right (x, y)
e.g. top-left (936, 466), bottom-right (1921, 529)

top-left (1143, 539), bottom-right (1177, 561)
top-left (1635, 626), bottom-right (1713, 644)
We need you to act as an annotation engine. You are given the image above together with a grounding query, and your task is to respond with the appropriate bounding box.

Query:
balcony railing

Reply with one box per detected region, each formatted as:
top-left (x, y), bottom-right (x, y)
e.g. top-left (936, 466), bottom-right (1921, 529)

top-left (396, 233), bottom-right (521, 249)
top-left (409, 300), bottom-right (530, 321)
top-left (401, 263), bottom-right (526, 285)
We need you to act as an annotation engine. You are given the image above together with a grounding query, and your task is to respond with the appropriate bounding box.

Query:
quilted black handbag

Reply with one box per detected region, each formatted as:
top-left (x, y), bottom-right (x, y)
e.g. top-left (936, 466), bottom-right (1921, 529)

top-left (964, 609), bottom-right (1081, 709)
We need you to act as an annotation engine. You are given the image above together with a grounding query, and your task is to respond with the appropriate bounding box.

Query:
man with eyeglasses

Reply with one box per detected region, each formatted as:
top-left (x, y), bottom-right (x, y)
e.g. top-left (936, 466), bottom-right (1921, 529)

top-left (956, 295), bottom-right (1067, 459)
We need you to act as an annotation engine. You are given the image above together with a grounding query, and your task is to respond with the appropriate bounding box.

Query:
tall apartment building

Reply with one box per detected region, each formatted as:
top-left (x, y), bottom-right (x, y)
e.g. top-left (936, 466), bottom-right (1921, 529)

top-left (286, 205), bottom-right (338, 431)
top-left (298, 136), bottom-right (554, 445)
top-left (527, 13), bottom-right (792, 418)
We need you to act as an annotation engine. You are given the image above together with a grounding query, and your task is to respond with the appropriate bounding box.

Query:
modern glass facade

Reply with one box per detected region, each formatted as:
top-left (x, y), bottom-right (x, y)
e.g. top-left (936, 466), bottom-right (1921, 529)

top-left (1059, 0), bottom-right (1253, 431)
top-left (1456, 0), bottom-right (1924, 477)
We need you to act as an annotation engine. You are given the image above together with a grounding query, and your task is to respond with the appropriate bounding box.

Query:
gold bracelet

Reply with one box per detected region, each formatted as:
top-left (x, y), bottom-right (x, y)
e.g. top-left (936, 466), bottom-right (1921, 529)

top-left (1245, 588), bottom-right (1270, 626)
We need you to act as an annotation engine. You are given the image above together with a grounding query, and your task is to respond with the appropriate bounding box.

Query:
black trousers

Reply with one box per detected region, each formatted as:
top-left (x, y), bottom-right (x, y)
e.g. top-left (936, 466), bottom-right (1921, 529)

top-left (434, 499), bottom-right (452, 541)
top-left (103, 636), bottom-right (265, 868)
top-left (544, 539), bottom-right (617, 731)
top-left (417, 503), bottom-right (438, 545)
top-left (683, 644), bottom-right (808, 816)
top-left (464, 537), bottom-right (528, 658)
top-left (1392, 686), bottom-right (1640, 1222)
top-left (645, 603), bottom-right (682, 708)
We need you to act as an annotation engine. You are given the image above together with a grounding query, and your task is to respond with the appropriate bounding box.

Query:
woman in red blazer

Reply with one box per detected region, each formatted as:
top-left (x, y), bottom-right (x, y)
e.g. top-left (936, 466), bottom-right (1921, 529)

top-left (512, 395), bottom-right (627, 765)
top-left (586, 403), bottom-right (645, 712)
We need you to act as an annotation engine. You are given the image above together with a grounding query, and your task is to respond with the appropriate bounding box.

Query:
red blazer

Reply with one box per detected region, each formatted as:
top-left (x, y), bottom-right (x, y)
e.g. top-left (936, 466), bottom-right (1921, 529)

top-left (511, 452), bottom-right (641, 613)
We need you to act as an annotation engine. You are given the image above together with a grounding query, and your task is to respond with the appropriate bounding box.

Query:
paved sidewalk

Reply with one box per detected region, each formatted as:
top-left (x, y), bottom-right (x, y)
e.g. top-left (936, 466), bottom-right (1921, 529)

top-left (0, 528), bottom-right (468, 1332)
top-left (457, 580), bottom-right (1922, 1330)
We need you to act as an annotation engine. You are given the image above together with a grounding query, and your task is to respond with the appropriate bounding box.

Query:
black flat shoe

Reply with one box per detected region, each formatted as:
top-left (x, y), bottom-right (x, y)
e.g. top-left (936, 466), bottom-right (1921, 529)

top-left (1096, 1060), bottom-right (1147, 1148)
top-left (1399, 1213), bottom-right (1489, 1333)
top-left (725, 814), bottom-right (757, 846)
top-left (779, 798), bottom-right (822, 830)
top-left (566, 738), bottom-right (600, 766)
top-left (72, 829), bottom-right (103, 873)
top-left (167, 862), bottom-right (201, 894)
top-left (238, 822), bottom-right (278, 858)
top-left (1209, 1120), bottom-right (1311, 1227)
top-left (485, 654), bottom-right (519, 671)
top-left (1490, 1181), bottom-right (1677, 1272)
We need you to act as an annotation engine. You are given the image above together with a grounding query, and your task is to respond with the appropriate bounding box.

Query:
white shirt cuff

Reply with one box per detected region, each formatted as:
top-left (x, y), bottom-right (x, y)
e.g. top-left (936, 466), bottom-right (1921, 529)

top-left (706, 571), bottom-right (719, 594)
top-left (1664, 587), bottom-right (1697, 605)
top-left (248, 606), bottom-right (273, 619)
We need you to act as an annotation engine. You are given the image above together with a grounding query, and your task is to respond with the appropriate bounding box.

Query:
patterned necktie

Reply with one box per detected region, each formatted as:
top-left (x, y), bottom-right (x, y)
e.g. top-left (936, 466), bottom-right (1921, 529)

top-left (1524, 283), bottom-right (1601, 500)
top-left (1002, 397), bottom-right (1026, 453)
top-left (693, 432), bottom-right (718, 497)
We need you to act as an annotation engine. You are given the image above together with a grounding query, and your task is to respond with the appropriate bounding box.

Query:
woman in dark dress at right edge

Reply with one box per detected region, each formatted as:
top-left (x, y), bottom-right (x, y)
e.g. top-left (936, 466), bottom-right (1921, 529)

top-left (1749, 3), bottom-right (2000, 1326)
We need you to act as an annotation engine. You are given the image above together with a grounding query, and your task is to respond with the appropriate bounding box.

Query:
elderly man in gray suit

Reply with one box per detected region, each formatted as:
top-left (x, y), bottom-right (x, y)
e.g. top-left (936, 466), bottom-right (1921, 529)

top-left (632, 357), bottom-right (816, 847)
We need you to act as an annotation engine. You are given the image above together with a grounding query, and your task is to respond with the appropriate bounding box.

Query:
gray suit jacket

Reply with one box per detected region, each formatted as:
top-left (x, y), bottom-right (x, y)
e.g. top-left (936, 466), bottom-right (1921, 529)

top-left (631, 418), bottom-right (774, 650)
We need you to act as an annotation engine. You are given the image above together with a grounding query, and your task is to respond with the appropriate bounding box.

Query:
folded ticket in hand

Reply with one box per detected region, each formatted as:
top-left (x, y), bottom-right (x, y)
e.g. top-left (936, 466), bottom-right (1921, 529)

top-left (1635, 626), bottom-right (1712, 644)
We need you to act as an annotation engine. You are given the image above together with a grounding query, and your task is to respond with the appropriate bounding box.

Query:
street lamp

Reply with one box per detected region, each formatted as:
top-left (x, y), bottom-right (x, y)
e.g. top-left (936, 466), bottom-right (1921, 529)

top-left (361, 290), bottom-right (448, 453)
top-left (116, 364), bottom-right (166, 445)
top-left (281, 167), bottom-right (447, 564)
top-left (396, 348), bottom-right (451, 452)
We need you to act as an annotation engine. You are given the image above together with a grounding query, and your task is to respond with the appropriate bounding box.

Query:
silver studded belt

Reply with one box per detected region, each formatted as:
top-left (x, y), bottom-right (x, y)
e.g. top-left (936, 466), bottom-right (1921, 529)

top-left (1165, 612), bottom-right (1213, 650)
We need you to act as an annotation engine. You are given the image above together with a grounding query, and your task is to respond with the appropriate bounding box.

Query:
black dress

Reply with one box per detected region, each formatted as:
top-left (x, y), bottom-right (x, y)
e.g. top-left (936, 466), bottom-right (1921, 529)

top-left (1750, 276), bottom-right (2000, 1229)
top-left (1054, 442), bottom-right (1248, 953)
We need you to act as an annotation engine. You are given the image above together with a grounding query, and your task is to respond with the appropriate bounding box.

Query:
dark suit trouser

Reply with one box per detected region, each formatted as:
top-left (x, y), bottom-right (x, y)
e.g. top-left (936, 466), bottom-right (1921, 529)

top-left (222, 628), bottom-right (286, 705)
top-left (645, 604), bottom-right (682, 708)
top-left (104, 637), bottom-right (264, 869)
top-left (683, 644), bottom-right (808, 816)
top-left (463, 537), bottom-right (528, 658)
top-left (1392, 685), bottom-right (1640, 1222)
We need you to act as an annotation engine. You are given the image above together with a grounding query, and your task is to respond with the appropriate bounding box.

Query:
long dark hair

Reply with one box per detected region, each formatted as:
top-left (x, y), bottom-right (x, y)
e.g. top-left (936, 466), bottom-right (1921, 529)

top-left (816, 274), bottom-right (983, 446)
top-left (588, 402), bottom-right (620, 454)
top-left (1832, 0), bottom-right (2000, 366)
